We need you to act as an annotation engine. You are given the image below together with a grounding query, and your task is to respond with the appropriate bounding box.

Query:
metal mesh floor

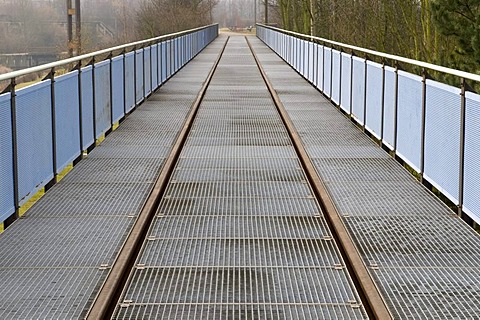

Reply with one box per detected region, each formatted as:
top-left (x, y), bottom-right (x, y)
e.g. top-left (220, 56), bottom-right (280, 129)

top-left (250, 37), bottom-right (480, 319)
top-left (113, 36), bottom-right (368, 319)
top-left (0, 37), bottom-right (227, 319)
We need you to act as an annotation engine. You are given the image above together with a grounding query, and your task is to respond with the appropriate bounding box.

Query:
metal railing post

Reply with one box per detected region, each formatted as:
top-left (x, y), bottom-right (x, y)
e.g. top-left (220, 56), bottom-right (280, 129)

top-left (393, 61), bottom-right (399, 153)
top-left (77, 62), bottom-right (84, 154)
top-left (49, 67), bottom-right (58, 182)
top-left (380, 61), bottom-right (386, 146)
top-left (420, 68), bottom-right (427, 181)
top-left (9, 78), bottom-right (19, 220)
top-left (91, 57), bottom-right (97, 140)
top-left (349, 54), bottom-right (354, 117)
top-left (458, 78), bottom-right (467, 216)
top-left (363, 55), bottom-right (368, 131)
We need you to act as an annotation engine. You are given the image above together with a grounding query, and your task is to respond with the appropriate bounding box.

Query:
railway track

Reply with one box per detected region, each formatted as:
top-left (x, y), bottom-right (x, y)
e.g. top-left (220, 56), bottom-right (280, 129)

top-left (87, 35), bottom-right (391, 320)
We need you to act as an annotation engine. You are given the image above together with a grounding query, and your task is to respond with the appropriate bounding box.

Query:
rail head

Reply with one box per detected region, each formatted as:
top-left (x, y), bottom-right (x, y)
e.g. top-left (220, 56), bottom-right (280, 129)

top-left (0, 24), bottom-right (219, 83)
top-left (256, 23), bottom-right (480, 84)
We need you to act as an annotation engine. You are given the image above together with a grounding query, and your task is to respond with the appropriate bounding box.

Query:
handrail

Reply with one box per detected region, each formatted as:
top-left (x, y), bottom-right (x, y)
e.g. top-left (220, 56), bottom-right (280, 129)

top-left (0, 24), bottom-right (219, 82)
top-left (256, 23), bottom-right (480, 83)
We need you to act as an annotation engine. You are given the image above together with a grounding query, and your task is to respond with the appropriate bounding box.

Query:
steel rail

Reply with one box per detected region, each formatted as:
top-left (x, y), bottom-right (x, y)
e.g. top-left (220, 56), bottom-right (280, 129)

top-left (246, 35), bottom-right (393, 320)
top-left (85, 36), bottom-right (229, 320)
top-left (256, 24), bottom-right (480, 84)
top-left (0, 24), bottom-right (219, 82)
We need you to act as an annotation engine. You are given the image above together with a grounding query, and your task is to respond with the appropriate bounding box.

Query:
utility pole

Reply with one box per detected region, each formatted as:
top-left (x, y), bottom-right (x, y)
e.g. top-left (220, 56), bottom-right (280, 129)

top-left (66, 0), bottom-right (81, 57)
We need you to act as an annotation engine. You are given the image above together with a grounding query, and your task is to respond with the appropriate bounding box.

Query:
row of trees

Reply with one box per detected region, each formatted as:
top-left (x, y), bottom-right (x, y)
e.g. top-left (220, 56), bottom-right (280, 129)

top-left (274, 0), bottom-right (480, 75)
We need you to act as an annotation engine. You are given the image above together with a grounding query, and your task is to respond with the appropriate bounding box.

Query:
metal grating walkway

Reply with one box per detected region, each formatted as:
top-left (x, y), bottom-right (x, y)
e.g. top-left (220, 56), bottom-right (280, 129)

top-left (113, 37), bottom-right (368, 319)
top-left (0, 38), bottom-right (226, 319)
top-left (250, 37), bottom-right (480, 319)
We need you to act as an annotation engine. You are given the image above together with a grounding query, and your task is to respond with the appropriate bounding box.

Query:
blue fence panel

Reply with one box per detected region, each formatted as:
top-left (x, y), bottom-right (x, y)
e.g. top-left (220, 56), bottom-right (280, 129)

top-left (54, 71), bottom-right (80, 173)
top-left (136, 49), bottom-right (144, 103)
top-left (301, 40), bottom-right (306, 76)
top-left (383, 66), bottom-right (396, 149)
top-left (166, 40), bottom-right (172, 79)
top-left (80, 66), bottom-right (94, 149)
top-left (464, 92), bottom-right (480, 223)
top-left (323, 48), bottom-right (332, 98)
top-left (312, 42), bottom-right (318, 86)
top-left (424, 80), bottom-right (461, 203)
top-left (16, 80), bottom-right (53, 205)
top-left (112, 56), bottom-right (125, 123)
top-left (125, 52), bottom-right (135, 113)
top-left (144, 47), bottom-right (152, 96)
top-left (161, 42), bottom-right (167, 83)
top-left (174, 38), bottom-right (179, 72)
top-left (340, 53), bottom-right (352, 113)
top-left (0, 93), bottom-right (15, 221)
top-left (316, 45), bottom-right (324, 91)
top-left (351, 56), bottom-right (365, 124)
top-left (94, 60), bottom-right (111, 138)
top-left (152, 44), bottom-right (159, 90)
top-left (396, 70), bottom-right (423, 172)
top-left (331, 50), bottom-right (341, 105)
top-left (365, 61), bottom-right (383, 139)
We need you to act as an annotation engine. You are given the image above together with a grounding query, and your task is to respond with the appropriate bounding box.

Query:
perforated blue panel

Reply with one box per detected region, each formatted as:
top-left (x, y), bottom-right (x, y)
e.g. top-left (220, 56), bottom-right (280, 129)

top-left (125, 52), bottom-right (135, 113)
top-left (307, 42), bottom-right (312, 79)
top-left (152, 44), bottom-right (159, 90)
top-left (351, 57), bottom-right (365, 124)
top-left (423, 80), bottom-right (461, 203)
top-left (54, 71), bottom-right (80, 173)
top-left (16, 80), bottom-right (53, 205)
top-left (80, 66), bottom-right (94, 149)
top-left (463, 92), bottom-right (480, 223)
top-left (323, 48), bottom-right (332, 97)
top-left (317, 45), bottom-right (324, 91)
top-left (0, 93), bottom-right (15, 221)
top-left (340, 53), bottom-right (351, 113)
top-left (166, 41), bottom-right (172, 79)
top-left (174, 39), bottom-right (179, 72)
top-left (382, 66), bottom-right (396, 149)
top-left (112, 56), bottom-right (125, 123)
top-left (365, 61), bottom-right (383, 138)
top-left (396, 71), bottom-right (422, 172)
top-left (300, 40), bottom-right (306, 76)
top-left (161, 42), bottom-right (167, 83)
top-left (331, 50), bottom-right (341, 104)
top-left (312, 43), bottom-right (318, 86)
top-left (144, 47), bottom-right (152, 96)
top-left (136, 49), bottom-right (144, 103)
top-left (94, 60), bottom-right (111, 138)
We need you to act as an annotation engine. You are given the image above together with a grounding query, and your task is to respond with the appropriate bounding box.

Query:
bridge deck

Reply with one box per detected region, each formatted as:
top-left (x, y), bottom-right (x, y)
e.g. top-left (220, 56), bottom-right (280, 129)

top-left (0, 34), bottom-right (479, 319)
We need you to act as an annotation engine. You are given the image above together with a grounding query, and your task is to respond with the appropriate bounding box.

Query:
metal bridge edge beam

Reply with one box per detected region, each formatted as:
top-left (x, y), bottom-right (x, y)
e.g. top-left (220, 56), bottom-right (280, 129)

top-left (245, 36), bottom-right (393, 320)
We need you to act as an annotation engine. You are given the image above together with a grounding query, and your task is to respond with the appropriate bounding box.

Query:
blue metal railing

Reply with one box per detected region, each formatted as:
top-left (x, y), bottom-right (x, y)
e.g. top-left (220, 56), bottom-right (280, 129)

top-left (257, 24), bottom-right (480, 225)
top-left (0, 24), bottom-right (218, 224)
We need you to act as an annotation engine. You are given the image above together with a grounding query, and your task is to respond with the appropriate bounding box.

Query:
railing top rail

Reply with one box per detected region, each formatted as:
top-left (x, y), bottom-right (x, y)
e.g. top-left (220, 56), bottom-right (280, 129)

top-left (0, 23), bottom-right (218, 83)
top-left (257, 23), bottom-right (480, 83)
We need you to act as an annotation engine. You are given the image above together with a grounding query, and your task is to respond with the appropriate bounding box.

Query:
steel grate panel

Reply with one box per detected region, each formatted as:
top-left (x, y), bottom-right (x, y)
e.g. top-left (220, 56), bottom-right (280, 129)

top-left (0, 268), bottom-right (107, 319)
top-left (163, 181), bottom-right (312, 199)
top-left (306, 146), bottom-right (388, 159)
top-left (60, 158), bottom-right (163, 183)
top-left (0, 216), bottom-right (134, 267)
top-left (88, 145), bottom-right (169, 159)
top-left (185, 136), bottom-right (292, 146)
top-left (345, 215), bottom-right (480, 268)
top-left (23, 182), bottom-right (153, 217)
top-left (171, 167), bottom-right (304, 182)
top-left (371, 267), bottom-right (480, 319)
top-left (149, 216), bottom-right (329, 239)
top-left (176, 157), bottom-right (301, 170)
top-left (123, 267), bottom-right (360, 305)
top-left (312, 158), bottom-right (413, 182)
top-left (114, 303), bottom-right (367, 320)
top-left (100, 129), bottom-right (180, 146)
top-left (180, 146), bottom-right (296, 158)
top-left (140, 238), bottom-right (339, 267)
